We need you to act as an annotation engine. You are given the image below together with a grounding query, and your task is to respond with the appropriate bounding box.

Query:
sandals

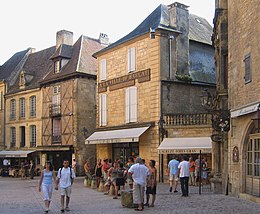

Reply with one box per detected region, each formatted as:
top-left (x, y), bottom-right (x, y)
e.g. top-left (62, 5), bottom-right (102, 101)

top-left (135, 208), bottom-right (143, 211)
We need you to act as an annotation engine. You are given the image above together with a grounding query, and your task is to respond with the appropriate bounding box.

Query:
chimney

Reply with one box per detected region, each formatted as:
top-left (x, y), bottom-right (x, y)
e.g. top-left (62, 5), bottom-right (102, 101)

top-left (99, 33), bottom-right (109, 46)
top-left (168, 2), bottom-right (190, 76)
top-left (56, 30), bottom-right (73, 49)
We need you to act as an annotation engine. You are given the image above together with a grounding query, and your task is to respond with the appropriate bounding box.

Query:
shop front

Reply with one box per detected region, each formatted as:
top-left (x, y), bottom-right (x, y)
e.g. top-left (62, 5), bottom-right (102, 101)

top-left (157, 137), bottom-right (212, 181)
top-left (86, 126), bottom-right (150, 165)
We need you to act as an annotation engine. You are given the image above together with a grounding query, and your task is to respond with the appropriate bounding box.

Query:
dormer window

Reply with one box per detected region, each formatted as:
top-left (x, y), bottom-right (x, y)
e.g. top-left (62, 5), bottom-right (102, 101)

top-left (54, 60), bottom-right (61, 73)
top-left (19, 72), bottom-right (25, 86)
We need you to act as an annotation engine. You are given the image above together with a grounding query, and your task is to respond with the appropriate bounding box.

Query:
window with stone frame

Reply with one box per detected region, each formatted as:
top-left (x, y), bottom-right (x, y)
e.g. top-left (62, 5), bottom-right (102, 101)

top-left (29, 96), bottom-right (36, 117)
top-left (30, 125), bottom-right (36, 147)
top-left (10, 127), bottom-right (16, 148)
top-left (244, 54), bottom-right (252, 84)
top-left (10, 99), bottom-right (16, 120)
top-left (19, 97), bottom-right (25, 119)
top-left (247, 136), bottom-right (260, 177)
top-left (125, 86), bottom-right (137, 123)
top-left (128, 47), bottom-right (136, 72)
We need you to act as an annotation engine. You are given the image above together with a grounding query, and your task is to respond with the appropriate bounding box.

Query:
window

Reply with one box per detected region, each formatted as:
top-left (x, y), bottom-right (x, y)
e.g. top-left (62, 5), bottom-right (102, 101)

top-left (100, 59), bottom-right (107, 80)
top-left (10, 127), bottom-right (16, 148)
top-left (19, 98), bottom-right (25, 118)
top-left (247, 137), bottom-right (260, 177)
top-left (54, 60), bottom-right (61, 73)
top-left (30, 125), bottom-right (36, 147)
top-left (0, 91), bottom-right (2, 110)
top-left (29, 96), bottom-right (36, 117)
top-left (128, 47), bottom-right (136, 72)
top-left (19, 73), bottom-right (25, 86)
top-left (20, 126), bottom-right (25, 147)
top-left (10, 99), bottom-right (16, 120)
top-left (244, 54), bottom-right (252, 83)
top-left (52, 118), bottom-right (61, 143)
top-left (125, 86), bottom-right (137, 123)
top-left (99, 94), bottom-right (107, 126)
top-left (52, 85), bottom-right (61, 116)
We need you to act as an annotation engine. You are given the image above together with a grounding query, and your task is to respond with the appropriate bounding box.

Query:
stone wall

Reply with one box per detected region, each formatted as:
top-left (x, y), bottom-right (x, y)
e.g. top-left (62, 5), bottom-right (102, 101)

top-left (0, 82), bottom-right (5, 150)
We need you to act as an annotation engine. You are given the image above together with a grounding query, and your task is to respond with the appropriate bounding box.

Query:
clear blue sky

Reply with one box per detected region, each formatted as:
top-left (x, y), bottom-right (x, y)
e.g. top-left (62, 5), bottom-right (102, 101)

top-left (0, 0), bottom-right (215, 65)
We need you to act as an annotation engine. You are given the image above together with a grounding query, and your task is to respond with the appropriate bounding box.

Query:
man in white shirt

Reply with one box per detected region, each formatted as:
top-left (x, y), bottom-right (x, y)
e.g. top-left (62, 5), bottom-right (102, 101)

top-left (178, 155), bottom-right (190, 197)
top-left (128, 157), bottom-right (149, 211)
top-left (56, 160), bottom-right (76, 212)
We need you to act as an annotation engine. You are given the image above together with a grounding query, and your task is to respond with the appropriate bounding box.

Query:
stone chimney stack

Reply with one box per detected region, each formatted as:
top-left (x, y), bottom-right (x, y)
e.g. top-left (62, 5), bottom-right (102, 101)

top-left (56, 30), bottom-right (73, 49)
top-left (168, 2), bottom-right (190, 76)
top-left (99, 33), bottom-right (109, 46)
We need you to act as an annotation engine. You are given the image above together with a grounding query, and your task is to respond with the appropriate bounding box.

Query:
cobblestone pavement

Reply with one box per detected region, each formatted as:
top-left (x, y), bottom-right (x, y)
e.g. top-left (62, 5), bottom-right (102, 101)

top-left (0, 176), bottom-right (259, 214)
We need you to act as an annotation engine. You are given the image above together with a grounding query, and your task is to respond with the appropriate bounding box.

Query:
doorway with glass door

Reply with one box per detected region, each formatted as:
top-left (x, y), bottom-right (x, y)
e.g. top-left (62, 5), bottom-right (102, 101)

top-left (112, 143), bottom-right (139, 165)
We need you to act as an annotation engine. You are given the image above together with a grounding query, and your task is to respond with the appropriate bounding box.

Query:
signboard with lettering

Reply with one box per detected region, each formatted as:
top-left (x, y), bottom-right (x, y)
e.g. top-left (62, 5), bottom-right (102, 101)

top-left (158, 148), bottom-right (212, 154)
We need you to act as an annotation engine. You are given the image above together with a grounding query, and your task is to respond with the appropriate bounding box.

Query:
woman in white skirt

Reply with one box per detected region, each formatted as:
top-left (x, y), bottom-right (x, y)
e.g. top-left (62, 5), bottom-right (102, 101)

top-left (39, 161), bottom-right (56, 213)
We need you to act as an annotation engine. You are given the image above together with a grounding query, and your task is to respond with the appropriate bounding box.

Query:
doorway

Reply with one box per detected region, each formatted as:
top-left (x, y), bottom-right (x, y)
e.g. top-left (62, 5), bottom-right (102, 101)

top-left (112, 143), bottom-right (139, 165)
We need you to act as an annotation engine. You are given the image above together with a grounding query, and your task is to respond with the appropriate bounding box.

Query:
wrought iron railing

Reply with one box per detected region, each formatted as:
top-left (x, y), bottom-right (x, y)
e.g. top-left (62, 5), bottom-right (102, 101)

top-left (52, 135), bottom-right (61, 143)
top-left (49, 104), bottom-right (61, 117)
top-left (164, 113), bottom-right (211, 126)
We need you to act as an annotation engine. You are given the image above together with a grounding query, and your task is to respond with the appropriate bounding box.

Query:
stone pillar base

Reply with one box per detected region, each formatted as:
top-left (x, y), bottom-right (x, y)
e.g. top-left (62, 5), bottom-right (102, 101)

top-left (211, 176), bottom-right (223, 194)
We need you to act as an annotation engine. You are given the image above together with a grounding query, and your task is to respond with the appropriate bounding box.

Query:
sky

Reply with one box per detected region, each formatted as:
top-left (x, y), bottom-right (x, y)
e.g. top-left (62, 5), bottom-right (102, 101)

top-left (0, 0), bottom-right (215, 65)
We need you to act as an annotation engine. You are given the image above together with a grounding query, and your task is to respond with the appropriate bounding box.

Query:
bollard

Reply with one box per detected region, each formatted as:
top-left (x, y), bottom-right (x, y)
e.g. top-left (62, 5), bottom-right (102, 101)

top-left (98, 179), bottom-right (105, 192)
top-left (91, 177), bottom-right (97, 189)
top-left (84, 177), bottom-right (88, 187)
top-left (121, 189), bottom-right (134, 208)
top-left (109, 184), bottom-right (116, 196)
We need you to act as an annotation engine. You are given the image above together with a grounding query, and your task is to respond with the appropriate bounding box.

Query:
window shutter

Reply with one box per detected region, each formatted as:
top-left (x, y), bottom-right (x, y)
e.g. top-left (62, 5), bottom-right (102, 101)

top-left (125, 88), bottom-right (130, 123)
top-left (244, 54), bottom-right (251, 83)
top-left (100, 59), bottom-right (107, 80)
top-left (128, 48), bottom-right (131, 72)
top-left (130, 87), bottom-right (137, 122)
top-left (99, 94), bottom-right (107, 126)
top-left (130, 47), bottom-right (136, 72)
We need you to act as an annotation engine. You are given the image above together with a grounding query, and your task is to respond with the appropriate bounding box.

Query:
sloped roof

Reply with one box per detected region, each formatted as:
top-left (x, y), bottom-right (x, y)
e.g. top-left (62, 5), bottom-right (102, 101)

top-left (0, 49), bottom-right (30, 80)
top-left (189, 14), bottom-right (213, 45)
top-left (7, 46), bottom-right (56, 93)
top-left (94, 4), bottom-right (179, 57)
top-left (94, 4), bottom-right (213, 57)
top-left (41, 35), bottom-right (104, 83)
top-left (50, 44), bottom-right (73, 59)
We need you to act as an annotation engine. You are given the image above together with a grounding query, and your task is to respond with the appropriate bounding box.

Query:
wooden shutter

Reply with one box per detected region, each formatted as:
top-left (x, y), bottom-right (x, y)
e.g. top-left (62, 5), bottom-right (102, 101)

top-left (100, 59), bottom-right (107, 80)
top-left (125, 88), bottom-right (130, 123)
top-left (99, 94), bottom-right (107, 126)
top-left (128, 47), bottom-right (136, 72)
top-left (130, 87), bottom-right (137, 122)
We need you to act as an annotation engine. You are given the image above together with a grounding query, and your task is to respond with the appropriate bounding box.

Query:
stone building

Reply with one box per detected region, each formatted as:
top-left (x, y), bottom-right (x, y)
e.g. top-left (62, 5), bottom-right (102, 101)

top-left (0, 30), bottom-right (107, 173)
top-left (87, 2), bottom-right (215, 181)
top-left (213, 0), bottom-right (260, 201)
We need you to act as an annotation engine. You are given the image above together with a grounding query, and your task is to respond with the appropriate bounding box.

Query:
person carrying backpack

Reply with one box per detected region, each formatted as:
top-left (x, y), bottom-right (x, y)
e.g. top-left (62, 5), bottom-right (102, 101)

top-left (55, 159), bottom-right (76, 213)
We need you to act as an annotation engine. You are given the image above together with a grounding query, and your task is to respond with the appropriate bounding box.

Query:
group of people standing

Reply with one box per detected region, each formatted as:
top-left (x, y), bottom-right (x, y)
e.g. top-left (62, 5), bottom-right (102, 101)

top-left (168, 155), bottom-right (209, 197)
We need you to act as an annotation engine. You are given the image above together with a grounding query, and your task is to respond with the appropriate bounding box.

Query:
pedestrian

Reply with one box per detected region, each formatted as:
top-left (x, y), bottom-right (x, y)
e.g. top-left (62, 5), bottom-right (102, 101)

top-left (95, 159), bottom-right (103, 188)
top-left (178, 155), bottom-right (190, 197)
top-left (189, 157), bottom-right (195, 185)
top-left (29, 160), bottom-right (35, 179)
top-left (113, 162), bottom-right (126, 199)
top-left (38, 161), bottom-right (56, 213)
top-left (84, 160), bottom-right (92, 180)
top-left (104, 161), bottom-right (118, 195)
top-left (126, 156), bottom-right (134, 189)
top-left (102, 159), bottom-right (110, 181)
top-left (72, 159), bottom-right (78, 176)
top-left (55, 159), bottom-right (76, 213)
top-left (144, 160), bottom-right (157, 207)
top-left (168, 155), bottom-right (179, 193)
top-left (195, 155), bottom-right (204, 185)
top-left (128, 157), bottom-right (149, 211)
top-left (20, 162), bottom-right (26, 180)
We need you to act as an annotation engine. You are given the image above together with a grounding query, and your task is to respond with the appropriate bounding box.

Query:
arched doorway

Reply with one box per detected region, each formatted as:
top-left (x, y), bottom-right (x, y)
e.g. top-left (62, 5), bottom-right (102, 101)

top-left (244, 123), bottom-right (260, 197)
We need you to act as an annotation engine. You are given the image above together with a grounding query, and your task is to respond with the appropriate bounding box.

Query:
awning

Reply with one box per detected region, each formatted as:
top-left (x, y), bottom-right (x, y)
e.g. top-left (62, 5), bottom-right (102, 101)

top-left (231, 102), bottom-right (260, 118)
top-left (85, 126), bottom-right (150, 144)
top-left (0, 150), bottom-right (36, 158)
top-left (157, 137), bottom-right (212, 154)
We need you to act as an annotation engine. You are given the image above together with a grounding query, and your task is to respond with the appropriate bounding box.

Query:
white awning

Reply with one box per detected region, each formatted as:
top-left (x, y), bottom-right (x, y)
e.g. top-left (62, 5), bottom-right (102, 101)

top-left (0, 150), bottom-right (36, 158)
top-left (85, 126), bottom-right (150, 145)
top-left (231, 102), bottom-right (260, 118)
top-left (157, 137), bottom-right (212, 154)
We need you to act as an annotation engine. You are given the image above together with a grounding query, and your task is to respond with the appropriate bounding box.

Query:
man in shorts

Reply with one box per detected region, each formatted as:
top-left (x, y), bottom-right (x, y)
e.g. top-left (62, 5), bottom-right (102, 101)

top-left (56, 160), bottom-right (76, 212)
top-left (168, 155), bottom-right (179, 193)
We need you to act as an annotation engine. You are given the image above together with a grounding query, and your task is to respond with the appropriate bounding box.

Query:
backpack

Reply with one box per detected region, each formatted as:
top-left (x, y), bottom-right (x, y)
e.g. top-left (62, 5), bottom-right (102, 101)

top-left (59, 167), bottom-right (73, 182)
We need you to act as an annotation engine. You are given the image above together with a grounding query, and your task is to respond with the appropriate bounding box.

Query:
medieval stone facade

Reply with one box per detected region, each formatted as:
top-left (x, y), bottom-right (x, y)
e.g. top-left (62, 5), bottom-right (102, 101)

top-left (213, 0), bottom-right (260, 201)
